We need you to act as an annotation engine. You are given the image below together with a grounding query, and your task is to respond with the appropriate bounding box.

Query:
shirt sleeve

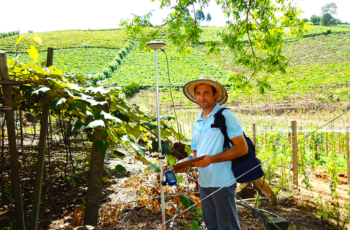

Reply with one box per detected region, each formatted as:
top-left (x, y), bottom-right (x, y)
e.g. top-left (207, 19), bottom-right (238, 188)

top-left (223, 110), bottom-right (243, 139)
top-left (190, 123), bottom-right (197, 150)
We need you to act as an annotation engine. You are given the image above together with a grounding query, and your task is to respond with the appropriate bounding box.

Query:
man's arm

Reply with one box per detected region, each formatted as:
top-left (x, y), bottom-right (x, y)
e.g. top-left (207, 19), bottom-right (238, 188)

top-left (191, 135), bottom-right (248, 168)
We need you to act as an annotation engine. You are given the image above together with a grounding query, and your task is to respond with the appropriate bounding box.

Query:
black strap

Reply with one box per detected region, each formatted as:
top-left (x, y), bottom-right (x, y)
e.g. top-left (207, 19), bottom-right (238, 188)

top-left (211, 108), bottom-right (234, 151)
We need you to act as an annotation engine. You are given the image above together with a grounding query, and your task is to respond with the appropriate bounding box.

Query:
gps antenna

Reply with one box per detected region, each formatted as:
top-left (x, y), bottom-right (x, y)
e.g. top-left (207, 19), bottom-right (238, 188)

top-left (146, 41), bottom-right (167, 230)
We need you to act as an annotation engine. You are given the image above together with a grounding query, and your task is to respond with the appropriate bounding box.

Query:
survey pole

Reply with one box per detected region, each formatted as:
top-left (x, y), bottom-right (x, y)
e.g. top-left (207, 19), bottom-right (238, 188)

top-left (146, 41), bottom-right (166, 230)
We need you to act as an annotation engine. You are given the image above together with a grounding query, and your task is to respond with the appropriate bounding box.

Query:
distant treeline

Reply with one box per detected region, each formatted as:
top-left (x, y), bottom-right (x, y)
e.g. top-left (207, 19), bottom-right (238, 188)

top-left (0, 31), bottom-right (18, 39)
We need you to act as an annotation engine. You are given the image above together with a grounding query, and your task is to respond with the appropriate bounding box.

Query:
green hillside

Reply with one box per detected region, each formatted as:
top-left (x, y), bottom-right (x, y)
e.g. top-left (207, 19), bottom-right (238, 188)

top-left (1, 25), bottom-right (350, 102)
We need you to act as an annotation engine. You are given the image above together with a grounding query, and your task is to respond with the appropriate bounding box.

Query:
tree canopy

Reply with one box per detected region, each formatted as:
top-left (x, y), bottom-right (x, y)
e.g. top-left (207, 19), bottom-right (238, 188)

top-left (120, 0), bottom-right (308, 92)
top-left (321, 2), bottom-right (337, 16)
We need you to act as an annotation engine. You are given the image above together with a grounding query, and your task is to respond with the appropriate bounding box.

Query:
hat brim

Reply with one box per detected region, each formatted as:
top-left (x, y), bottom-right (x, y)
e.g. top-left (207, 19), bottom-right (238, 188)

top-left (183, 79), bottom-right (228, 105)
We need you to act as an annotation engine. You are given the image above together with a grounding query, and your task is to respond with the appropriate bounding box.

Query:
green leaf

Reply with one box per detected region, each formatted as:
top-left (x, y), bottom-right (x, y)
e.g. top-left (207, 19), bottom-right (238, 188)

top-left (32, 35), bottom-right (42, 45)
top-left (151, 141), bottom-right (171, 155)
top-left (32, 86), bottom-right (50, 95)
top-left (67, 120), bottom-right (83, 137)
top-left (147, 164), bottom-right (161, 172)
top-left (143, 121), bottom-right (156, 130)
top-left (90, 106), bottom-right (102, 119)
top-left (86, 120), bottom-right (105, 129)
top-left (28, 45), bottom-right (39, 61)
top-left (16, 34), bottom-right (23, 45)
top-left (185, 145), bottom-right (193, 155)
top-left (101, 129), bottom-right (109, 137)
top-left (112, 110), bottom-right (130, 122)
top-left (67, 101), bottom-right (87, 112)
top-left (130, 142), bottom-right (145, 155)
top-left (162, 144), bottom-right (171, 155)
top-left (94, 139), bottom-right (109, 151)
top-left (179, 195), bottom-right (196, 212)
top-left (190, 221), bottom-right (200, 230)
top-left (49, 98), bottom-right (67, 109)
top-left (19, 85), bottom-right (33, 99)
top-left (167, 154), bottom-right (177, 167)
top-left (111, 150), bottom-right (125, 159)
top-left (176, 175), bottom-right (184, 183)
top-left (115, 164), bottom-right (127, 173)
top-left (161, 116), bottom-right (174, 121)
top-left (102, 176), bottom-right (111, 183)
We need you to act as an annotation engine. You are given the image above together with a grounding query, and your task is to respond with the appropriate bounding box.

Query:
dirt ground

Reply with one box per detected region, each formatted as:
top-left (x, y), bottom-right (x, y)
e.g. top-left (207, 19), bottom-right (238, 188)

top-left (46, 149), bottom-right (349, 230)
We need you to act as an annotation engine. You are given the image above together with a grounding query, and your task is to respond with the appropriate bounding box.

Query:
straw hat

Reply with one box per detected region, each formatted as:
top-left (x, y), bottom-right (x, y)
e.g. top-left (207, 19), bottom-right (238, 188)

top-left (183, 75), bottom-right (228, 105)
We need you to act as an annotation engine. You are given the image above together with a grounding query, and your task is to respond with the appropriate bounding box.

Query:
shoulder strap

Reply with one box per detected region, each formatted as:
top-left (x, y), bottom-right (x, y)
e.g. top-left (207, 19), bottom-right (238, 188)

top-left (211, 108), bottom-right (234, 151)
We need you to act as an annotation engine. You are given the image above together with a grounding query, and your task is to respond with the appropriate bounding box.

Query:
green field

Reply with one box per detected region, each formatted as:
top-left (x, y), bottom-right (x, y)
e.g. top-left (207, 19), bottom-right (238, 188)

top-left (2, 25), bottom-right (350, 102)
top-left (7, 48), bottom-right (121, 75)
top-left (108, 48), bottom-right (230, 86)
top-left (0, 29), bottom-right (129, 52)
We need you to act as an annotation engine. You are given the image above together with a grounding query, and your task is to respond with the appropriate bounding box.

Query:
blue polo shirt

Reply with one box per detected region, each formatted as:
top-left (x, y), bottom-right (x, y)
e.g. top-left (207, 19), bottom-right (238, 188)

top-left (191, 104), bottom-right (243, 188)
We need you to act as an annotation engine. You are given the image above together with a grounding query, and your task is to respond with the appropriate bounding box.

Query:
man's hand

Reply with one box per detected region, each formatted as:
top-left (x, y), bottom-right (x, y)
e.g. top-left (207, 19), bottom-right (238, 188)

top-left (191, 155), bottom-right (213, 168)
top-left (176, 158), bottom-right (189, 173)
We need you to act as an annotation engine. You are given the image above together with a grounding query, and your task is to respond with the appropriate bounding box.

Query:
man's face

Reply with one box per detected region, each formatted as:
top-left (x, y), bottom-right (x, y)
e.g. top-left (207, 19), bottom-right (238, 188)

top-left (195, 84), bottom-right (217, 109)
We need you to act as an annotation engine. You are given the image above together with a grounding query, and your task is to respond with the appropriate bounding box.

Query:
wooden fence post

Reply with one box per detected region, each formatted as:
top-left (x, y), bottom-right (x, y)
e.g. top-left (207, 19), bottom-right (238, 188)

top-left (0, 51), bottom-right (26, 229)
top-left (30, 47), bottom-right (53, 230)
top-left (252, 123), bottom-right (256, 148)
top-left (292, 121), bottom-right (298, 188)
top-left (326, 132), bottom-right (329, 155)
top-left (347, 127), bottom-right (349, 184)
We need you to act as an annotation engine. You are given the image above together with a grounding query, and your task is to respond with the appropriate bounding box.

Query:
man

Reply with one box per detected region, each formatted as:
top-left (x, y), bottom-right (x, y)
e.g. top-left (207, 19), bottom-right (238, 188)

top-left (180, 75), bottom-right (248, 230)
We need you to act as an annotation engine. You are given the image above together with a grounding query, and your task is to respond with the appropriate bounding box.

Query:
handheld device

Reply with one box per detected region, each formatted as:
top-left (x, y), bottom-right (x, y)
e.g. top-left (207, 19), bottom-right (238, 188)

top-left (164, 170), bottom-right (177, 185)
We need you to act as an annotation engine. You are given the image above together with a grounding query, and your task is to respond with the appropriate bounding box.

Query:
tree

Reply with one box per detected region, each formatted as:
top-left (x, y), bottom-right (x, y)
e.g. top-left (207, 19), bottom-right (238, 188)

top-left (321, 2), bottom-right (337, 16)
top-left (195, 9), bottom-right (205, 25)
top-left (321, 13), bottom-right (337, 26)
top-left (121, 0), bottom-right (308, 91)
top-left (206, 12), bottom-right (212, 25)
top-left (183, 8), bottom-right (191, 23)
top-left (310, 15), bottom-right (321, 25)
top-left (302, 18), bottom-right (309, 23)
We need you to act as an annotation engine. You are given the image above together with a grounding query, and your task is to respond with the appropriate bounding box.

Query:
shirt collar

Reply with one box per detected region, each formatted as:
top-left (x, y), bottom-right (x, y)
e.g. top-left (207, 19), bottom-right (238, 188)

top-left (195, 104), bottom-right (222, 122)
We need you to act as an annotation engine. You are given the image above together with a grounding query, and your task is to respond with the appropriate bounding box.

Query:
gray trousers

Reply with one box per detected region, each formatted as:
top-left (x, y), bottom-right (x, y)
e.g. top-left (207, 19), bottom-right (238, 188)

top-left (199, 184), bottom-right (241, 230)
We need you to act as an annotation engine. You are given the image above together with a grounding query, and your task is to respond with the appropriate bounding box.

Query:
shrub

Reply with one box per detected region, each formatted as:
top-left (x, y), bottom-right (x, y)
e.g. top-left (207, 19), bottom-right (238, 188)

top-left (121, 49), bottom-right (127, 57)
top-left (118, 51), bottom-right (123, 59)
top-left (123, 82), bottom-right (140, 97)
top-left (102, 67), bottom-right (112, 78)
top-left (109, 61), bottom-right (118, 71)
top-left (114, 57), bottom-right (122, 65)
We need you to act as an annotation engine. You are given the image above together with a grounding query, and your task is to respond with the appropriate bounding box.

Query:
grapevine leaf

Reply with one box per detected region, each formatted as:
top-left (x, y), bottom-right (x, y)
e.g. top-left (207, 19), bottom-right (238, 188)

top-left (111, 150), bottom-right (125, 159)
top-left (147, 164), bottom-right (161, 172)
top-left (67, 120), bottom-right (83, 137)
top-left (67, 100), bottom-right (87, 112)
top-left (179, 195), bottom-right (196, 212)
top-left (190, 221), bottom-right (200, 230)
top-left (115, 164), bottom-right (127, 173)
top-left (101, 129), bottom-right (109, 137)
top-left (176, 175), bottom-right (184, 183)
top-left (86, 120), bottom-right (105, 129)
top-left (102, 176), bottom-right (111, 183)
top-left (28, 45), bottom-right (39, 61)
top-left (161, 116), bottom-right (174, 121)
top-left (94, 140), bottom-right (109, 151)
top-left (16, 35), bottom-right (23, 45)
top-left (33, 86), bottom-right (50, 95)
top-left (112, 110), bottom-right (130, 122)
top-left (49, 98), bottom-right (67, 108)
top-left (143, 121), bottom-right (156, 130)
top-left (167, 154), bottom-right (177, 167)
top-left (130, 142), bottom-right (145, 155)
top-left (32, 35), bottom-right (42, 45)
top-left (151, 141), bottom-right (171, 155)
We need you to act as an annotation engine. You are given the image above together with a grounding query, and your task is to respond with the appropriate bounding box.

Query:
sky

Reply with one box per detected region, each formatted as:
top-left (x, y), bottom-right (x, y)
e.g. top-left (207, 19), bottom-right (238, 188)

top-left (0, 0), bottom-right (349, 33)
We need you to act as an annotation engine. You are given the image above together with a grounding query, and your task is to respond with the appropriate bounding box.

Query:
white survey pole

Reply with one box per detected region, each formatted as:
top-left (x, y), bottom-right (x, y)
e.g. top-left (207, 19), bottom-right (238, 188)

top-left (146, 41), bottom-right (166, 230)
